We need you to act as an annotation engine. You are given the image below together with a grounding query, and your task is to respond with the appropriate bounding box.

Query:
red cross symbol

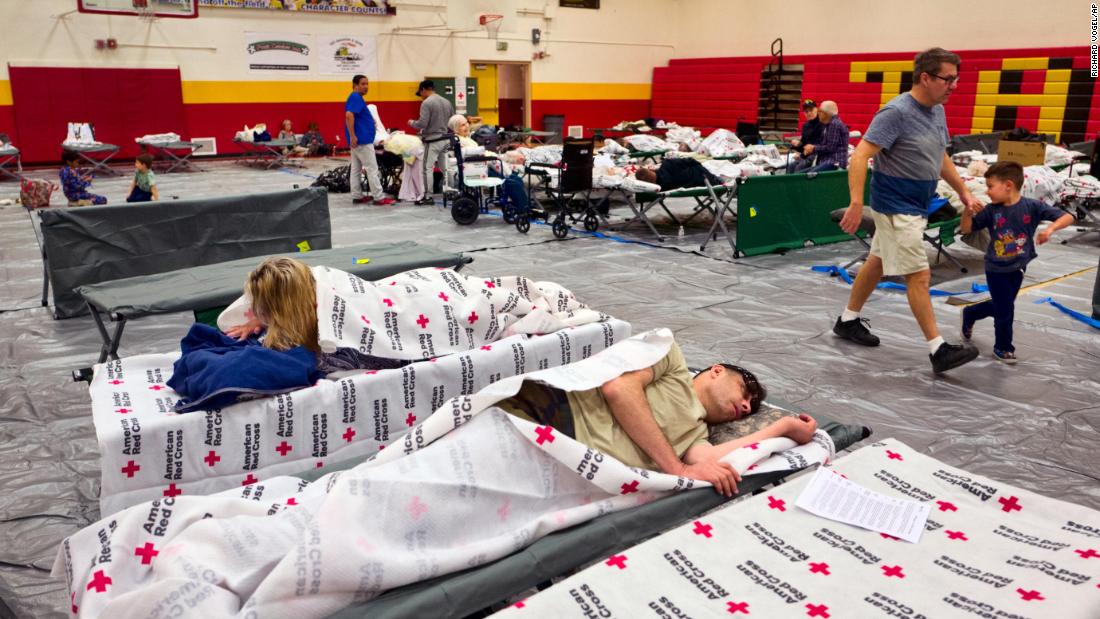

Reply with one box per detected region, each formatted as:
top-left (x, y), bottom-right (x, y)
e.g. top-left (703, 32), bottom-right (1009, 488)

top-left (534, 425), bottom-right (555, 445)
top-left (620, 480), bottom-right (639, 495)
top-left (480, 345), bottom-right (492, 351)
top-left (1016, 588), bottom-right (1044, 602)
top-left (163, 483), bottom-right (182, 498)
top-left (438, 292), bottom-right (449, 302)
top-left (406, 413), bottom-right (416, 427)
top-left (747, 464), bottom-right (758, 471)
top-left (134, 542), bottom-right (159, 565)
top-left (746, 442), bottom-right (759, 450)
top-left (360, 315), bottom-right (370, 324)
top-left (109, 379), bottom-right (124, 385)
top-left (885, 450), bottom-right (903, 460)
top-left (416, 314), bottom-right (430, 328)
top-left (116, 408), bottom-right (131, 414)
top-left (692, 520), bottom-right (713, 538)
top-left (484, 280), bottom-right (496, 289)
top-left (382, 298), bottom-right (393, 307)
top-left (204, 451), bottom-right (221, 467)
top-left (86, 570), bottom-right (112, 593)
top-left (936, 500), bottom-right (958, 512)
top-left (809, 562), bottom-right (830, 575)
top-left (999, 496), bottom-right (1022, 513)
top-left (805, 603), bottom-right (830, 618)
top-left (407, 496), bottom-right (428, 520)
top-left (514, 600), bottom-right (526, 609)
top-left (767, 496), bottom-right (786, 511)
top-left (389, 281), bottom-right (397, 286)
top-left (286, 497), bottom-right (298, 506)
top-left (71, 592), bottom-right (78, 614)
top-left (364, 370), bottom-right (378, 375)
top-left (727, 601), bottom-right (750, 614)
top-left (605, 554), bottom-right (627, 569)
top-left (467, 311), bottom-right (478, 324)
top-left (242, 474), bottom-right (258, 486)
top-left (343, 427), bottom-right (356, 442)
top-left (149, 384), bottom-right (164, 391)
top-left (880, 533), bottom-right (900, 541)
top-left (945, 530), bottom-right (968, 541)
top-left (275, 441), bottom-right (292, 456)
top-left (881, 565), bottom-right (905, 578)
top-left (1076, 548), bottom-right (1099, 559)
top-left (121, 460), bottom-right (140, 478)
top-left (315, 461), bottom-right (324, 468)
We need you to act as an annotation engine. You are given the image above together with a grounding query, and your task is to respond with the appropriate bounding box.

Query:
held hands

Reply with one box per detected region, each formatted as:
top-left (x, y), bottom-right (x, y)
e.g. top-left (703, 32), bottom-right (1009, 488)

top-left (681, 460), bottom-right (741, 497)
top-left (961, 192), bottom-right (984, 216)
top-left (782, 414), bottom-right (818, 444)
top-left (839, 201), bottom-right (864, 235)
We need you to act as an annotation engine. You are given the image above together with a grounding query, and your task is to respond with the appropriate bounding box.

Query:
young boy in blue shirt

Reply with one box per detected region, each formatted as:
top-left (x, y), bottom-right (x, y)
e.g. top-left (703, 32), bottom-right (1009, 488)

top-left (960, 161), bottom-right (1074, 363)
top-left (126, 154), bottom-right (159, 203)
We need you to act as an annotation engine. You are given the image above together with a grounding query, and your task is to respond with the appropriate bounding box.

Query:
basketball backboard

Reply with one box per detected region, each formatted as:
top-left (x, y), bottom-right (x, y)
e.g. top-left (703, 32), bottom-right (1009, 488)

top-left (77, 0), bottom-right (198, 19)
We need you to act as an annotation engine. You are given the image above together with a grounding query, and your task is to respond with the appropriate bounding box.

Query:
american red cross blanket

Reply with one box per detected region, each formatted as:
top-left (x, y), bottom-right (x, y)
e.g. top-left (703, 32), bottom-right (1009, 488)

top-left (56, 329), bottom-right (832, 619)
top-left (495, 438), bottom-right (1100, 619)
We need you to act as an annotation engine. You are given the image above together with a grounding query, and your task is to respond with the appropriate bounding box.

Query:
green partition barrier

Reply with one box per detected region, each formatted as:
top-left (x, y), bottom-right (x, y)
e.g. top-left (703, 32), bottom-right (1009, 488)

top-left (736, 170), bottom-right (872, 257)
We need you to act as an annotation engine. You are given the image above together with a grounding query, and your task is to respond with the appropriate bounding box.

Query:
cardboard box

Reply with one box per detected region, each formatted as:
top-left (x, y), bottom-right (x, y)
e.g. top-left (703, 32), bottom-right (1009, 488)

top-left (997, 140), bottom-right (1046, 166)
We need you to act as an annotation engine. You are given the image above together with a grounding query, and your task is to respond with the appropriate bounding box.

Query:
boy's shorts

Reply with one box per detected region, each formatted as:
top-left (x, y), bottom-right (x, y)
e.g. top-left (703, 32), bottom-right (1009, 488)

top-left (869, 211), bottom-right (929, 276)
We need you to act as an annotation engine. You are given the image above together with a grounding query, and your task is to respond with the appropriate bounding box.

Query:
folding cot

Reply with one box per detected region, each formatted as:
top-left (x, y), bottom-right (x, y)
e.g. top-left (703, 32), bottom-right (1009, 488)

top-left (830, 207), bottom-right (969, 273)
top-left (65, 142), bottom-right (121, 176)
top-left (234, 137), bottom-right (299, 169)
top-left (620, 179), bottom-right (740, 249)
top-left (0, 143), bottom-right (21, 181)
top-left (136, 137), bottom-right (205, 173)
top-left (526, 138), bottom-right (602, 238)
top-left (628, 148), bottom-right (669, 164)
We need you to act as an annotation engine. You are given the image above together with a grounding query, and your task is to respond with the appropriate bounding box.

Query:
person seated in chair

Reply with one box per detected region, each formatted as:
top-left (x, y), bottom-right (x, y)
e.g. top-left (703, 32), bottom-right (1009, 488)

top-left (498, 342), bottom-right (818, 497)
top-left (635, 157), bottom-right (723, 191)
top-left (800, 100), bottom-right (850, 174)
top-left (787, 99), bottom-right (823, 174)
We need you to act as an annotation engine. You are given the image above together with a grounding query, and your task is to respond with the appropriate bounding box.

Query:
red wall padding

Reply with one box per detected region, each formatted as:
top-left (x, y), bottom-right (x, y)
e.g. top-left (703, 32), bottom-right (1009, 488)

top-left (531, 99), bottom-right (651, 132)
top-left (9, 67), bottom-right (188, 163)
top-left (0, 106), bottom-right (14, 140)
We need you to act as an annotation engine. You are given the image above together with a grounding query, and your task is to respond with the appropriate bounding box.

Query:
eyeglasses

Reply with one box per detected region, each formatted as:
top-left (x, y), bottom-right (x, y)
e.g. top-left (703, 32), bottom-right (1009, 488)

top-left (928, 73), bottom-right (960, 84)
top-left (727, 365), bottom-right (763, 413)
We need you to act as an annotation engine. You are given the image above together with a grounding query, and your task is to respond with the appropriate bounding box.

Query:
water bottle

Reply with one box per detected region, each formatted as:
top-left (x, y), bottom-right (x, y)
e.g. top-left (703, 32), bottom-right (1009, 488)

top-left (678, 225), bottom-right (685, 238)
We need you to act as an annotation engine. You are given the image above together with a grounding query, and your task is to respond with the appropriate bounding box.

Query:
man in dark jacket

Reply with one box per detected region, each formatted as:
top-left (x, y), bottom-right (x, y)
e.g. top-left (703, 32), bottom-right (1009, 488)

top-left (786, 99), bottom-right (823, 173)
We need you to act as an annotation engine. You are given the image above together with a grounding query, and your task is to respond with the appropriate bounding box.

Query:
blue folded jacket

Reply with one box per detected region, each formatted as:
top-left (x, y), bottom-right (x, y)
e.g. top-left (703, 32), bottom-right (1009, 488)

top-left (167, 323), bottom-right (321, 413)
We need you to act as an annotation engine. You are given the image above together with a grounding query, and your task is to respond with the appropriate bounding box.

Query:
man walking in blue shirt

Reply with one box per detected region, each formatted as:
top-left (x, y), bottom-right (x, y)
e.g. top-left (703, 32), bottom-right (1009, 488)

top-left (345, 74), bottom-right (394, 205)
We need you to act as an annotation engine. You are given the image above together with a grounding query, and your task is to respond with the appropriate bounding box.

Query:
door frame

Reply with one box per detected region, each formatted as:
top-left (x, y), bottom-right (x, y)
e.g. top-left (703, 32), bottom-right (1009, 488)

top-left (469, 59), bottom-right (532, 128)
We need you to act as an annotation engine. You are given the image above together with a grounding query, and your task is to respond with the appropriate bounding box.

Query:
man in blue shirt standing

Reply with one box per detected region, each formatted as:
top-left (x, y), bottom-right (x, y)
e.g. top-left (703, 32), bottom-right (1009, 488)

top-left (835, 48), bottom-right (981, 374)
top-left (345, 74), bottom-right (394, 205)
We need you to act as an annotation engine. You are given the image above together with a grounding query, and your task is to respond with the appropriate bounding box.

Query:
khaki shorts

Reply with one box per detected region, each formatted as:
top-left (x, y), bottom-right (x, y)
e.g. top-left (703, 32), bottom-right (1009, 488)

top-left (868, 211), bottom-right (929, 276)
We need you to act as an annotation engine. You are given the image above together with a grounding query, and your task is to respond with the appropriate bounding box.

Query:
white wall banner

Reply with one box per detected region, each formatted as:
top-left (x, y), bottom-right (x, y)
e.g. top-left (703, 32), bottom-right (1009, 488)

top-left (245, 31), bottom-right (312, 73)
top-left (201, 0), bottom-right (395, 16)
top-left (318, 35), bottom-right (379, 77)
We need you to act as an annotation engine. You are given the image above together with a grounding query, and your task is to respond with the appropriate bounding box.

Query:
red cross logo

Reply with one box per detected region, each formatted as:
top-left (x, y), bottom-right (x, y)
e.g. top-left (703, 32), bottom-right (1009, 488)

top-left (406, 412), bottom-right (416, 426)
top-left (242, 474), bottom-right (258, 486)
top-left (121, 460), bottom-right (140, 478)
top-left (286, 497), bottom-right (298, 506)
top-left (484, 280), bottom-right (496, 289)
top-left (692, 521), bottom-right (713, 538)
top-left (149, 385), bottom-right (164, 391)
top-left (1016, 588), bottom-right (1044, 602)
top-left (936, 500), bottom-right (958, 512)
top-left (389, 281), bottom-right (397, 286)
top-left (438, 292), bottom-right (449, 302)
top-left (364, 370), bottom-right (378, 375)
top-left (480, 345), bottom-right (492, 351)
top-left (747, 464), bottom-right (758, 471)
top-left (382, 298), bottom-right (393, 307)
top-left (497, 499), bottom-right (511, 521)
top-left (727, 601), bottom-right (750, 614)
top-left (767, 496), bottom-right (786, 511)
top-left (945, 530), bottom-right (968, 541)
top-left (805, 603), bottom-right (830, 618)
top-left (86, 570), bottom-right (112, 593)
top-left (71, 592), bottom-right (78, 614)
top-left (360, 315), bottom-right (370, 324)
top-left (343, 427), bottom-right (356, 442)
top-left (316, 461), bottom-right (323, 468)
top-left (885, 450), bottom-right (903, 460)
top-left (116, 408), bottom-right (131, 414)
top-left (880, 533), bottom-right (900, 541)
top-left (467, 311), bottom-right (479, 324)
top-left (605, 554), bottom-right (627, 569)
top-left (1075, 548), bottom-right (1099, 559)
top-left (746, 442), bottom-right (759, 450)
top-left (163, 483), bottom-right (182, 498)
top-left (620, 480), bottom-right (639, 495)
top-left (514, 600), bottom-right (526, 609)
top-left (416, 314), bottom-right (430, 328)
top-left (407, 496), bottom-right (428, 520)
top-left (204, 451), bottom-right (220, 467)
top-left (134, 542), bottom-right (159, 565)
top-left (881, 565), bottom-right (905, 578)
top-left (999, 496), bottom-right (1022, 513)
top-left (534, 426), bottom-right (555, 445)
top-left (809, 562), bottom-right (830, 575)
top-left (109, 379), bottom-right (124, 385)
top-left (275, 441), bottom-right (292, 456)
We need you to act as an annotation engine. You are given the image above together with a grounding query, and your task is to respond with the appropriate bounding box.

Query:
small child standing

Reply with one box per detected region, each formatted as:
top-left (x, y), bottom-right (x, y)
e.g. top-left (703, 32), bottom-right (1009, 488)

top-left (59, 150), bottom-right (107, 205)
top-left (126, 154), bottom-right (159, 203)
top-left (960, 161), bottom-right (1074, 363)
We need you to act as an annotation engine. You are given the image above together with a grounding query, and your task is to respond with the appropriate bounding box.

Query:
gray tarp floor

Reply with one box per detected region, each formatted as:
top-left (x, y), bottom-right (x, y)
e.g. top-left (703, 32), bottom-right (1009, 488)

top-left (1, 160), bottom-right (1097, 618)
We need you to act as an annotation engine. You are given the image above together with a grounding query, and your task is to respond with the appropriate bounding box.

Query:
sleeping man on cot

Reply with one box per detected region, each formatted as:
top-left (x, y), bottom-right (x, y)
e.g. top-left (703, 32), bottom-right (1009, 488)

top-left (497, 341), bottom-right (817, 497)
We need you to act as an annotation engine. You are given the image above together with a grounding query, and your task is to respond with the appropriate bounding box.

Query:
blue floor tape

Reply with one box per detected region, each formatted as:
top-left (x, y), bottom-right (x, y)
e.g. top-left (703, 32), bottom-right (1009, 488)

top-left (811, 265), bottom-right (989, 296)
top-left (1035, 297), bottom-right (1100, 329)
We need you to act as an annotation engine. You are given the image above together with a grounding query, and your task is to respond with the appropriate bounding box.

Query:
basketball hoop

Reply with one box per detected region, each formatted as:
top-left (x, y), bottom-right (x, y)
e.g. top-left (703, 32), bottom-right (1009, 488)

top-left (134, 0), bottom-right (157, 22)
top-left (479, 14), bottom-right (503, 40)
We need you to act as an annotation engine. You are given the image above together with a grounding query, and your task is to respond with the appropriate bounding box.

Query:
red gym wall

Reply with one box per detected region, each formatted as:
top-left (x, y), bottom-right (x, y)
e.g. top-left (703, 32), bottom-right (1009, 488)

top-left (652, 46), bottom-right (1099, 144)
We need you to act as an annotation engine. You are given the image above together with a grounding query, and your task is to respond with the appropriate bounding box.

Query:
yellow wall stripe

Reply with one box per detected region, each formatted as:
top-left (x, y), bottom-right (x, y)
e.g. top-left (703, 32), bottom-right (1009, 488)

top-left (1002, 57), bottom-right (1049, 70)
top-left (532, 82), bottom-right (650, 101)
top-left (0, 81), bottom-right (11, 106)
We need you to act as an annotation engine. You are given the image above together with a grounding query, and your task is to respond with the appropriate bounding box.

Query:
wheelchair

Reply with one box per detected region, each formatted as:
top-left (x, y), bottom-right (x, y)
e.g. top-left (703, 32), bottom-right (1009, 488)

top-left (525, 138), bottom-right (599, 239)
top-left (442, 135), bottom-right (531, 233)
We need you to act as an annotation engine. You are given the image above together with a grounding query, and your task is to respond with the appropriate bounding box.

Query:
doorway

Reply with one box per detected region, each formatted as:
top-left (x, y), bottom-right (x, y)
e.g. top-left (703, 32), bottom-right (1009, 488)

top-left (469, 61), bottom-right (530, 128)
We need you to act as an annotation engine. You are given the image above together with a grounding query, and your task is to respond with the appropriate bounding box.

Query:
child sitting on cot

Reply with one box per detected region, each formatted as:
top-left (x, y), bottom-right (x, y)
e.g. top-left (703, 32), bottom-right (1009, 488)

top-left (220, 257), bottom-right (406, 374)
top-left (960, 161), bottom-right (1074, 363)
top-left (126, 154), bottom-right (159, 203)
top-left (59, 150), bottom-right (107, 206)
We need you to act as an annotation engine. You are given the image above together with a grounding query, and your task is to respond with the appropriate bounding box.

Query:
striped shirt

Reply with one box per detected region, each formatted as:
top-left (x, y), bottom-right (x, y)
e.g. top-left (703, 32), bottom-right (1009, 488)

top-left (813, 117), bottom-right (850, 169)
